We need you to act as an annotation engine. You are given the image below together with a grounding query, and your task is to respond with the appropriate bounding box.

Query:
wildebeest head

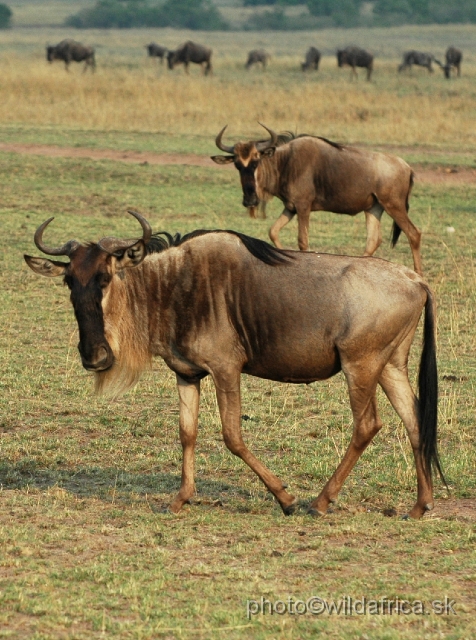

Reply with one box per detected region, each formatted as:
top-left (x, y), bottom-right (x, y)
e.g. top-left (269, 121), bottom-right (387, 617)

top-left (166, 50), bottom-right (176, 69)
top-left (211, 123), bottom-right (278, 215)
top-left (46, 46), bottom-right (55, 62)
top-left (24, 211), bottom-right (151, 373)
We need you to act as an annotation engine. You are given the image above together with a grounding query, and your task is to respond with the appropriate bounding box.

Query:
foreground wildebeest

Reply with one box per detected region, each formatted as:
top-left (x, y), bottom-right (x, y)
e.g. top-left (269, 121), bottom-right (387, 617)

top-left (146, 43), bottom-right (168, 63)
top-left (337, 46), bottom-right (373, 80)
top-left (398, 50), bottom-right (438, 73)
top-left (25, 211), bottom-right (444, 518)
top-left (212, 124), bottom-right (423, 275)
top-left (245, 49), bottom-right (269, 70)
top-left (436, 46), bottom-right (462, 79)
top-left (46, 39), bottom-right (95, 72)
top-left (167, 41), bottom-right (212, 75)
top-left (301, 47), bottom-right (321, 71)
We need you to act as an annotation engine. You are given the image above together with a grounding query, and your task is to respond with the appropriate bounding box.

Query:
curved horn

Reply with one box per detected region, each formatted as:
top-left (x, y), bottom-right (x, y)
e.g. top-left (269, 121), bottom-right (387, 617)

top-left (34, 217), bottom-right (79, 256)
top-left (256, 122), bottom-right (278, 151)
top-left (98, 211), bottom-right (152, 255)
top-left (215, 125), bottom-right (235, 154)
top-left (127, 210), bottom-right (152, 245)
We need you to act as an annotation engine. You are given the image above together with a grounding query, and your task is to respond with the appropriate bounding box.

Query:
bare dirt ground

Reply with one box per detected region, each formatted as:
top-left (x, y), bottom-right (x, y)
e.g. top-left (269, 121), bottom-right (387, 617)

top-left (430, 498), bottom-right (476, 522)
top-left (2, 142), bottom-right (476, 185)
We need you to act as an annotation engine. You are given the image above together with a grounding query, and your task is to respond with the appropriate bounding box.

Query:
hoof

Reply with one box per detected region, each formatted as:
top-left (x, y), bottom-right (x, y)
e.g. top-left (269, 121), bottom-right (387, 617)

top-left (307, 507), bottom-right (326, 517)
top-left (282, 499), bottom-right (297, 516)
top-left (401, 514), bottom-right (410, 520)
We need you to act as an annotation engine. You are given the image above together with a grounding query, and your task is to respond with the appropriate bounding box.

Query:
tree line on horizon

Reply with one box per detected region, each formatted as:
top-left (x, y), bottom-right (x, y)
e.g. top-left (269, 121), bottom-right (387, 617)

top-left (65, 0), bottom-right (476, 30)
top-left (1, 0), bottom-right (475, 30)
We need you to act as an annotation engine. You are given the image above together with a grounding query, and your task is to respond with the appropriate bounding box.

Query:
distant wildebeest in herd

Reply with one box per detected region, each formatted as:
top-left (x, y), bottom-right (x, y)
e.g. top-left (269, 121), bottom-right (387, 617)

top-left (212, 124), bottom-right (423, 275)
top-left (145, 42), bottom-right (168, 63)
top-left (301, 46), bottom-right (321, 71)
top-left (25, 211), bottom-right (445, 519)
top-left (337, 46), bottom-right (373, 80)
top-left (245, 49), bottom-right (269, 70)
top-left (46, 39), bottom-right (95, 72)
top-left (436, 46), bottom-right (463, 79)
top-left (167, 41), bottom-right (212, 75)
top-left (398, 50), bottom-right (438, 73)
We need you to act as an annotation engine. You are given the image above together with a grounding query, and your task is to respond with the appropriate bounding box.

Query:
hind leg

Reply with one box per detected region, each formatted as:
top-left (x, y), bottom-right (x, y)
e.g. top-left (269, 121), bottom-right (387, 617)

top-left (384, 203), bottom-right (422, 275)
top-left (364, 202), bottom-right (384, 256)
top-left (309, 361), bottom-right (383, 515)
top-left (379, 361), bottom-right (434, 519)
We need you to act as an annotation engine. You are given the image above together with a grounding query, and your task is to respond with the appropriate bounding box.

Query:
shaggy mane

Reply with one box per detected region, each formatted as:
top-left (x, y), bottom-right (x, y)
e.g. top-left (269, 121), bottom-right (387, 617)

top-left (147, 229), bottom-right (293, 266)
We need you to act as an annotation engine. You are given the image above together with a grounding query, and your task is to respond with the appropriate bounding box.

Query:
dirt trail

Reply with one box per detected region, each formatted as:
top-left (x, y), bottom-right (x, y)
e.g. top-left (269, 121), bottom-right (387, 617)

top-left (2, 142), bottom-right (476, 185)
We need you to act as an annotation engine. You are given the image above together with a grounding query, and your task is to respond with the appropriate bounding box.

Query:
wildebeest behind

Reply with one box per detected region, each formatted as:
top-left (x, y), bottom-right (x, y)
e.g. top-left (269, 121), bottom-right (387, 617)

top-left (167, 41), bottom-right (212, 75)
top-left (25, 211), bottom-right (445, 519)
top-left (301, 47), bottom-right (321, 71)
top-left (212, 124), bottom-right (423, 275)
top-left (398, 50), bottom-right (438, 73)
top-left (46, 39), bottom-right (95, 72)
top-left (146, 43), bottom-right (168, 63)
top-left (245, 49), bottom-right (269, 70)
top-left (437, 46), bottom-right (463, 78)
top-left (337, 46), bottom-right (373, 80)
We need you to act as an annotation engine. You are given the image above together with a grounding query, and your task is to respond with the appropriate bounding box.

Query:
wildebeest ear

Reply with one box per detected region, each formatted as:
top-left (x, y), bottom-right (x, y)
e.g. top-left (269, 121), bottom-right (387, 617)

top-left (113, 241), bottom-right (147, 270)
top-left (24, 255), bottom-right (67, 277)
top-left (260, 147), bottom-right (275, 158)
top-left (210, 155), bottom-right (234, 164)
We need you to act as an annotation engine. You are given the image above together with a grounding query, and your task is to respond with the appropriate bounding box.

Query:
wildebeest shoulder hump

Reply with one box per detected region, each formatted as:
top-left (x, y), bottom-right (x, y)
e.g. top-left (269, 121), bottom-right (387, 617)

top-left (147, 229), bottom-right (293, 266)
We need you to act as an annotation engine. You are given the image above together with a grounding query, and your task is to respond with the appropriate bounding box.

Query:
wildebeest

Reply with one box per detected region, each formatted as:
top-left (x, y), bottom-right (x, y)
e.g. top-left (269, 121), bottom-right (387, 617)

top-left (46, 39), bottom-right (95, 72)
top-left (167, 41), bottom-right (212, 75)
top-left (437, 46), bottom-right (462, 78)
top-left (398, 50), bottom-right (438, 73)
top-left (337, 46), bottom-right (373, 80)
top-left (25, 211), bottom-right (444, 519)
top-left (245, 49), bottom-right (269, 70)
top-left (301, 47), bottom-right (321, 71)
top-left (212, 124), bottom-right (423, 275)
top-left (146, 43), bottom-right (168, 63)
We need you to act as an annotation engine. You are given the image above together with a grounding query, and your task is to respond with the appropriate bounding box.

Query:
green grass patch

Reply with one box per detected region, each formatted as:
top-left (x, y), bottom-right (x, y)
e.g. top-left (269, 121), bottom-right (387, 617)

top-left (0, 149), bottom-right (475, 638)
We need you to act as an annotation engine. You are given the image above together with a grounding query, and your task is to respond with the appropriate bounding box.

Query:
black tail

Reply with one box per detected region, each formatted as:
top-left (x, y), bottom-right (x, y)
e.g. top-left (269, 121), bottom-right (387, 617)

top-left (391, 171), bottom-right (414, 248)
top-left (418, 287), bottom-right (446, 486)
top-left (391, 222), bottom-right (402, 248)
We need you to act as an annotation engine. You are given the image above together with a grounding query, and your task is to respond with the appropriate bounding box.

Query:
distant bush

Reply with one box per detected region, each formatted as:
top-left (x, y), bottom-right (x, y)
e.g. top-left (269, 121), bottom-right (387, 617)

top-left (307, 0), bottom-right (362, 26)
top-left (0, 3), bottom-right (12, 29)
top-left (428, 0), bottom-right (476, 23)
top-left (66, 0), bottom-right (229, 30)
top-left (243, 0), bottom-right (303, 5)
top-left (373, 0), bottom-right (476, 24)
top-left (244, 6), bottom-right (333, 29)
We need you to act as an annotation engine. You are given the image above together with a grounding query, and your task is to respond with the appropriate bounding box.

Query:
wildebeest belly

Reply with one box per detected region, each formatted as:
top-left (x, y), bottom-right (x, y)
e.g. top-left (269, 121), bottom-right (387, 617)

top-left (241, 333), bottom-right (342, 383)
top-left (313, 188), bottom-right (375, 215)
top-left (239, 309), bottom-right (341, 382)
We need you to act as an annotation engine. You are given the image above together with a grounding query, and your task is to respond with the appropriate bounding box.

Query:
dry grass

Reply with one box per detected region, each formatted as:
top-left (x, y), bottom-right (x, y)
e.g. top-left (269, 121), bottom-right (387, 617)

top-left (0, 26), bottom-right (476, 146)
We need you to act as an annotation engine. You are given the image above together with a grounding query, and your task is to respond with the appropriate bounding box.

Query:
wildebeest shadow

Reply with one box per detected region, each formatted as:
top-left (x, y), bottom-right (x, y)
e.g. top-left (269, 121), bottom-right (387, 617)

top-left (0, 459), bottom-right (255, 507)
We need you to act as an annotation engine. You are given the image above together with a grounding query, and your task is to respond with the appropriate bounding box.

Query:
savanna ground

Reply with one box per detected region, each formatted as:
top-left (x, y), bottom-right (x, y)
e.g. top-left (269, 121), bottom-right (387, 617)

top-left (0, 19), bottom-right (476, 640)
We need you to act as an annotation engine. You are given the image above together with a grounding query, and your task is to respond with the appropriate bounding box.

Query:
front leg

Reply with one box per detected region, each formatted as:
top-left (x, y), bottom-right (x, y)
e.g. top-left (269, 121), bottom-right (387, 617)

top-left (214, 369), bottom-right (297, 515)
top-left (269, 208), bottom-right (295, 249)
top-left (169, 375), bottom-right (200, 514)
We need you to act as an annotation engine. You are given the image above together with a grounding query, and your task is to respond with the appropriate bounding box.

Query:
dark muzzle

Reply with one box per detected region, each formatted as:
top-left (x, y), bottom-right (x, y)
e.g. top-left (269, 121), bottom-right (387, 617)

top-left (78, 342), bottom-right (114, 372)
